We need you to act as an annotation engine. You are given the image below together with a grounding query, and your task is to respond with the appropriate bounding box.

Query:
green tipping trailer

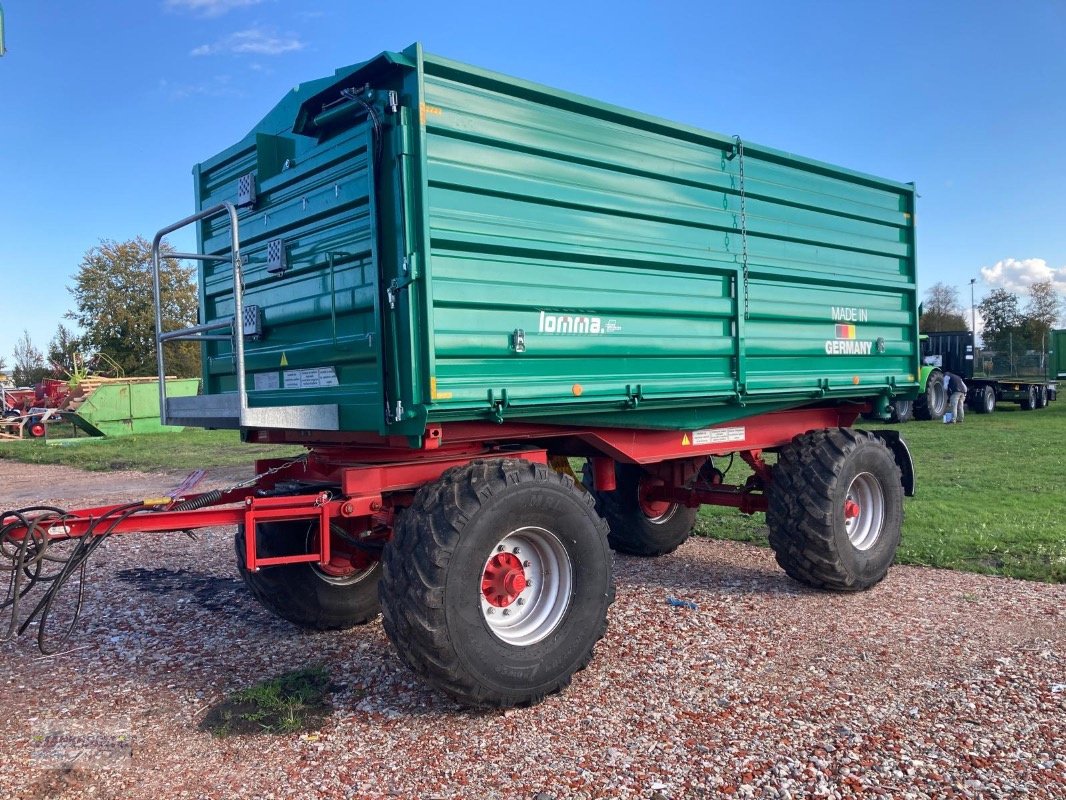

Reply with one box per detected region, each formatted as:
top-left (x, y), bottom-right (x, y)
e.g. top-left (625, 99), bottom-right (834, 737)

top-left (143, 44), bottom-right (920, 708)
top-left (66, 378), bottom-right (200, 437)
top-left (1051, 329), bottom-right (1065, 399)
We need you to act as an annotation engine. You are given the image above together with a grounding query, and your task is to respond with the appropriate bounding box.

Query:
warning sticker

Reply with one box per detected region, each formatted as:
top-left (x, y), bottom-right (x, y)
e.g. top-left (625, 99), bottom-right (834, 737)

top-left (691, 426), bottom-right (745, 446)
top-left (283, 367), bottom-right (339, 389)
top-left (253, 372), bottom-right (280, 391)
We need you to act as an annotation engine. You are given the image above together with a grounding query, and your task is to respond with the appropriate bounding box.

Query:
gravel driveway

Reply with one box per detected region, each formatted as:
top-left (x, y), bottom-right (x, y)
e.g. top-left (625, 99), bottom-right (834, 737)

top-left (1, 461), bottom-right (1064, 799)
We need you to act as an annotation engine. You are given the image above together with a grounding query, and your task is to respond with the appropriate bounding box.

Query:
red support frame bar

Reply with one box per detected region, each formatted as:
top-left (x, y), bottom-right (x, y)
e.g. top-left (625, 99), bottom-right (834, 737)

top-left (7, 406), bottom-right (865, 570)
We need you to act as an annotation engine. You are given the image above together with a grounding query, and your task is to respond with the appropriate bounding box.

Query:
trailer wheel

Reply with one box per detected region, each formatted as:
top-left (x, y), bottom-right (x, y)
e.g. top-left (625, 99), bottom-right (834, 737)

top-left (1037, 385), bottom-right (1048, 409)
top-left (1021, 385), bottom-right (1038, 410)
top-left (27, 419), bottom-right (46, 438)
top-left (913, 371), bottom-right (947, 420)
top-left (767, 429), bottom-right (903, 592)
top-left (379, 458), bottom-right (613, 708)
top-left (234, 520), bottom-right (381, 630)
top-left (582, 462), bottom-right (698, 556)
top-left (975, 385), bottom-right (996, 414)
top-left (889, 399), bottom-right (914, 424)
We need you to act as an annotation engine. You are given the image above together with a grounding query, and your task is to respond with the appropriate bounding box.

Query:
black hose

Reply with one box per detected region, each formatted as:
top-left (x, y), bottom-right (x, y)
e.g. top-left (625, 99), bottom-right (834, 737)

top-left (0, 501), bottom-right (147, 654)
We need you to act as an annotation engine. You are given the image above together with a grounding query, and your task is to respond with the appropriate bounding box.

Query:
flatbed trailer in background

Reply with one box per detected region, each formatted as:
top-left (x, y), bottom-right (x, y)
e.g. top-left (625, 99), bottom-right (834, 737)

top-left (921, 330), bottom-right (1057, 414)
top-left (4, 43), bottom-right (920, 708)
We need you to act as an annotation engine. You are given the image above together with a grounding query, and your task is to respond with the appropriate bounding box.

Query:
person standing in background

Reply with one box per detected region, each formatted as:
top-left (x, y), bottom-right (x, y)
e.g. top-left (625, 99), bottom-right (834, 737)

top-left (945, 371), bottom-right (968, 424)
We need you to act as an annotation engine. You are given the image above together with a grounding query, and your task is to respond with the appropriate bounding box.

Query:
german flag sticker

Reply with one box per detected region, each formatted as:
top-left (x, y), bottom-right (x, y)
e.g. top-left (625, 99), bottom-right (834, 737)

top-left (835, 324), bottom-right (857, 339)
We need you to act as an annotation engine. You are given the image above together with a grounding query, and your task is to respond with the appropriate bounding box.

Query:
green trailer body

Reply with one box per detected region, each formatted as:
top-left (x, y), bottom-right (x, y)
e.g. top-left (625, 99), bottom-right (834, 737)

top-left (166, 43), bottom-right (919, 441)
top-left (1050, 329), bottom-right (1066, 384)
top-left (69, 378), bottom-right (200, 437)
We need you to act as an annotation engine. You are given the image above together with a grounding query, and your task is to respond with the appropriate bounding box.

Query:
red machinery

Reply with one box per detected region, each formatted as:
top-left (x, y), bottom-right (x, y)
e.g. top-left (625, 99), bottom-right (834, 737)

top-left (1, 407), bottom-right (914, 695)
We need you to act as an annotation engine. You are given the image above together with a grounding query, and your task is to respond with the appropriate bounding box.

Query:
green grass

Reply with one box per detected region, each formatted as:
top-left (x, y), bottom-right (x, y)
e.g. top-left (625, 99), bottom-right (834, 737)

top-left (199, 666), bottom-right (335, 737)
top-left (0, 428), bottom-right (303, 471)
top-left (698, 399), bottom-right (1066, 584)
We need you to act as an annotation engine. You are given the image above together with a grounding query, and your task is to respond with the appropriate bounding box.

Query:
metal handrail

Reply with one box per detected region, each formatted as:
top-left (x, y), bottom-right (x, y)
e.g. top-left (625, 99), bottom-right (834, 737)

top-left (152, 201), bottom-right (245, 426)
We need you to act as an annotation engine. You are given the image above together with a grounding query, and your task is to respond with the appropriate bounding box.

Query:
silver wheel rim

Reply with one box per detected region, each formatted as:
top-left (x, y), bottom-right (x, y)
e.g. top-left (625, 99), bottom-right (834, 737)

top-left (479, 526), bottom-right (573, 646)
top-left (843, 472), bottom-right (885, 551)
top-left (304, 524), bottom-right (379, 587)
top-left (644, 503), bottom-right (679, 525)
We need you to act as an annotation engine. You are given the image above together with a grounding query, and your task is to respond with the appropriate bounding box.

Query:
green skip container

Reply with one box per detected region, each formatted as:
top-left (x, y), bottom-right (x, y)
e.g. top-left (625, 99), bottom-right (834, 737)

top-left (157, 43), bottom-right (919, 441)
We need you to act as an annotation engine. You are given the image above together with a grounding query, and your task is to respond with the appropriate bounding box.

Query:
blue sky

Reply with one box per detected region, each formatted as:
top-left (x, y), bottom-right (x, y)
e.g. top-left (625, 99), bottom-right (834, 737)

top-left (2, 0), bottom-right (1065, 365)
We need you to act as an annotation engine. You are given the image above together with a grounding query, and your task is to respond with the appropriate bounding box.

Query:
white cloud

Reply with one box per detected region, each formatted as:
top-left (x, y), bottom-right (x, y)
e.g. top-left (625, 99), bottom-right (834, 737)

top-left (191, 26), bottom-right (304, 57)
top-left (980, 257), bottom-right (1066, 294)
top-left (165, 0), bottom-right (263, 17)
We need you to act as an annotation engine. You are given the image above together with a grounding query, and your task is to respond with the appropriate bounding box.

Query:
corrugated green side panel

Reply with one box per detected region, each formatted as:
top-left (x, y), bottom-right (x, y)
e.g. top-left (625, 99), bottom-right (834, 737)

top-left (417, 53), bottom-right (918, 428)
top-left (195, 97), bottom-right (387, 430)
top-left (1050, 329), bottom-right (1066, 380)
top-left (190, 44), bottom-right (918, 435)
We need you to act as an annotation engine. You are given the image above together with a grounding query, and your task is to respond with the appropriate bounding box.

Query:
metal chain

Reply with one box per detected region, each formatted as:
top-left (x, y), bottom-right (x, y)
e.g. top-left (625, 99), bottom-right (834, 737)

top-left (229, 453), bottom-right (310, 492)
top-left (734, 135), bottom-right (750, 321)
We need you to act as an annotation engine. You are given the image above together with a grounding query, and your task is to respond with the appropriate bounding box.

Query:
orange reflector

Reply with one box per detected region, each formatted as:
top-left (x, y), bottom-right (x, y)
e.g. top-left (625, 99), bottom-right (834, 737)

top-left (572, 384), bottom-right (583, 396)
top-left (853, 376), bottom-right (860, 385)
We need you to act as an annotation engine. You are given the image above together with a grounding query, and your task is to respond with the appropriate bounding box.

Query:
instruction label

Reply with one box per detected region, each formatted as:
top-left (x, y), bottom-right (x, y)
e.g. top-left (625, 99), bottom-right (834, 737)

top-left (691, 426), bottom-right (745, 446)
top-left (283, 367), bottom-right (339, 389)
top-left (253, 372), bottom-right (281, 391)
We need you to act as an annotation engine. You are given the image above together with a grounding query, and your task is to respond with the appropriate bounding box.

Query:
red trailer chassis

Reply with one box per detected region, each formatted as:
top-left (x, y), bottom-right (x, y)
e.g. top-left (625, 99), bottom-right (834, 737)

top-left (1, 404), bottom-right (914, 667)
top-left (3, 405), bottom-right (918, 557)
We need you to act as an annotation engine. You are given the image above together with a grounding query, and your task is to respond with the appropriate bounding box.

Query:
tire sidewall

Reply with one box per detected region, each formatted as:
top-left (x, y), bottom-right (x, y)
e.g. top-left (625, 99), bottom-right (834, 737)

top-left (443, 478), bottom-right (611, 697)
top-left (829, 442), bottom-right (903, 583)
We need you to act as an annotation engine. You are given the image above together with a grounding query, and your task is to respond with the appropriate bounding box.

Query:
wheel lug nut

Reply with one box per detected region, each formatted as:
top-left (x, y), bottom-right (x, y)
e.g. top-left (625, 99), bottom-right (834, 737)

top-left (523, 560), bottom-right (531, 568)
top-left (512, 546), bottom-right (521, 554)
top-left (496, 545), bottom-right (505, 552)
top-left (516, 598), bottom-right (525, 606)
top-left (502, 608), bottom-right (511, 616)
top-left (486, 607), bottom-right (495, 615)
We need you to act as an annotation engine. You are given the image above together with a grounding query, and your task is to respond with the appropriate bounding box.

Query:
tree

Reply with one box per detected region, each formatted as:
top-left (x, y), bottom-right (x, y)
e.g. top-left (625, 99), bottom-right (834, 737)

top-left (12, 330), bottom-right (50, 386)
top-left (921, 282), bottom-right (969, 331)
top-left (68, 237), bottom-right (200, 378)
top-left (47, 323), bottom-right (83, 378)
top-left (978, 288), bottom-right (1022, 349)
top-left (1022, 280), bottom-right (1062, 349)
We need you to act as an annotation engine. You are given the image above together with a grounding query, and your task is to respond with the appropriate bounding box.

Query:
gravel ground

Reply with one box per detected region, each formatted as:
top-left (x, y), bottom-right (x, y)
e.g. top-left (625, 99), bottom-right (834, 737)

top-left (1, 461), bottom-right (1064, 800)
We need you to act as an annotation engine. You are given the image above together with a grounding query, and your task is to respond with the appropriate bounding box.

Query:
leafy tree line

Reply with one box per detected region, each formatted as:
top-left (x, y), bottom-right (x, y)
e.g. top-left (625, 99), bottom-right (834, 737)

top-left (978, 281), bottom-right (1062, 353)
top-left (3, 238), bottom-right (200, 387)
top-left (923, 279), bottom-right (1064, 351)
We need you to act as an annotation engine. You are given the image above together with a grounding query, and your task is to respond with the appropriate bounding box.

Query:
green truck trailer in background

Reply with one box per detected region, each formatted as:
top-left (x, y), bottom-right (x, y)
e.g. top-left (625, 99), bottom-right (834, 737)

top-left (145, 44), bottom-right (920, 707)
top-left (1051, 329), bottom-right (1066, 389)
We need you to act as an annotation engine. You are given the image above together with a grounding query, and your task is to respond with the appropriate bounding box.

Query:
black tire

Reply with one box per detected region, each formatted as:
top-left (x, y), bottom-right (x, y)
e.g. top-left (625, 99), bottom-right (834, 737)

top-left (889, 399), bottom-right (914, 424)
top-left (913, 371), bottom-right (947, 421)
top-left (767, 429), bottom-right (903, 592)
top-left (975, 385), bottom-right (996, 414)
top-left (379, 458), bottom-right (614, 708)
top-left (1021, 385), bottom-right (1038, 410)
top-left (1037, 385), bottom-right (1048, 409)
top-left (27, 418), bottom-right (46, 438)
top-left (235, 520), bottom-right (381, 630)
top-left (583, 462), bottom-right (698, 556)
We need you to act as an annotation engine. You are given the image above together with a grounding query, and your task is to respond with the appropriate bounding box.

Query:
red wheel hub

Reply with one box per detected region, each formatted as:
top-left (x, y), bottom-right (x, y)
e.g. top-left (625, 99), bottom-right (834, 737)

top-left (637, 476), bottom-right (671, 519)
top-left (482, 552), bottom-right (527, 607)
top-left (312, 528), bottom-right (378, 578)
top-left (844, 499), bottom-right (861, 519)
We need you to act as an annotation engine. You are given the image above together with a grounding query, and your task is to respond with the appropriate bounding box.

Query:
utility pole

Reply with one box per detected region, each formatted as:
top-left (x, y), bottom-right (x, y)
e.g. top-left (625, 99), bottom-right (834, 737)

top-left (969, 278), bottom-right (977, 341)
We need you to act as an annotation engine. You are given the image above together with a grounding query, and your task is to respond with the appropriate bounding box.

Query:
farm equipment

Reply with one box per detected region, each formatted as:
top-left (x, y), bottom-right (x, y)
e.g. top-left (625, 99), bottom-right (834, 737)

top-left (920, 330), bottom-right (1058, 414)
top-left (2, 44), bottom-right (919, 707)
top-left (0, 377), bottom-right (199, 439)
